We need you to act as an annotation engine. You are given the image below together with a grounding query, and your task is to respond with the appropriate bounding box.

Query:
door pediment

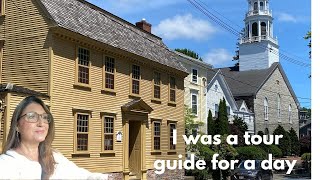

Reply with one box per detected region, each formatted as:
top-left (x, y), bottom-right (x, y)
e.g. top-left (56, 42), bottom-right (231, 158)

top-left (121, 99), bottom-right (153, 114)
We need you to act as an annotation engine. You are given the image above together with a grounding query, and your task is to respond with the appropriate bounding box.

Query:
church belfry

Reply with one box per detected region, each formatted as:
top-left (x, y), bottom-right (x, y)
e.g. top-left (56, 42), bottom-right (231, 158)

top-left (239, 0), bottom-right (279, 71)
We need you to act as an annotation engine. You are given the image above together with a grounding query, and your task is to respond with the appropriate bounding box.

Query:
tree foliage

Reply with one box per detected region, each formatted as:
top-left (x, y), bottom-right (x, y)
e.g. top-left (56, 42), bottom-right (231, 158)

top-left (175, 48), bottom-right (203, 61)
top-left (304, 31), bottom-right (311, 58)
top-left (273, 125), bottom-right (291, 156)
top-left (300, 135), bottom-right (311, 155)
top-left (207, 110), bottom-right (214, 136)
top-left (229, 116), bottom-right (248, 146)
top-left (288, 128), bottom-right (300, 156)
top-left (213, 98), bottom-right (230, 136)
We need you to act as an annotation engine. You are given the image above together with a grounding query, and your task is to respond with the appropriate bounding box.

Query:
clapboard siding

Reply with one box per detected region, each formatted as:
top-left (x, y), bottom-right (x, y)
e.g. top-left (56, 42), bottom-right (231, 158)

top-left (1, 0), bottom-right (50, 94)
top-left (51, 36), bottom-right (185, 173)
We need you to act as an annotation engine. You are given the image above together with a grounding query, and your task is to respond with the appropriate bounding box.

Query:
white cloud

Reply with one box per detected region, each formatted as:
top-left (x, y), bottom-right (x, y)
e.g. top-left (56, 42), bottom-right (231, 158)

top-left (203, 49), bottom-right (234, 67)
top-left (277, 13), bottom-right (298, 23)
top-left (153, 14), bottom-right (217, 41)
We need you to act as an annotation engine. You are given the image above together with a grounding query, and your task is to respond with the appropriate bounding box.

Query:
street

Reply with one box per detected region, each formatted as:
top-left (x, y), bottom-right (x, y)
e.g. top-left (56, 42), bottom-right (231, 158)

top-left (273, 173), bottom-right (311, 180)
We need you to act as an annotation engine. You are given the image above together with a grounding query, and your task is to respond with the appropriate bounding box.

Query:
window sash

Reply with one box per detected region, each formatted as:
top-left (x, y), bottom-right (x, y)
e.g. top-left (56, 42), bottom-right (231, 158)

top-left (132, 65), bottom-right (140, 94)
top-left (192, 69), bottom-right (198, 83)
top-left (191, 94), bottom-right (197, 115)
top-left (77, 48), bottom-right (90, 84)
top-left (153, 122), bottom-right (161, 150)
top-left (104, 117), bottom-right (114, 151)
top-left (105, 57), bottom-right (115, 89)
top-left (169, 77), bottom-right (176, 102)
top-left (76, 114), bottom-right (89, 151)
top-left (153, 72), bottom-right (161, 99)
top-left (169, 123), bottom-right (176, 150)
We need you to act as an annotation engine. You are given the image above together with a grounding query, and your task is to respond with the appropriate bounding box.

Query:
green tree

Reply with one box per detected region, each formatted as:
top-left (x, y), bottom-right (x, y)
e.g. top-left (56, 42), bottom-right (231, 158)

top-left (304, 31), bottom-right (311, 58)
top-left (273, 125), bottom-right (291, 156)
top-left (289, 128), bottom-right (300, 156)
top-left (213, 98), bottom-right (229, 135)
top-left (185, 106), bottom-right (213, 179)
top-left (229, 116), bottom-right (247, 147)
top-left (207, 110), bottom-right (214, 136)
top-left (175, 48), bottom-right (203, 61)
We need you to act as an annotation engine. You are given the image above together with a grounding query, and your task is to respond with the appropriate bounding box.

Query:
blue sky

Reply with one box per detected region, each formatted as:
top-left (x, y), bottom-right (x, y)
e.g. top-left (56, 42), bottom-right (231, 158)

top-left (87, 0), bottom-right (311, 108)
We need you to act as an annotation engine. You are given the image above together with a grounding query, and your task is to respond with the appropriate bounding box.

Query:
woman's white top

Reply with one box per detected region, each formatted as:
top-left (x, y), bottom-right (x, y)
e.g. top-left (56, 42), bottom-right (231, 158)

top-left (0, 150), bottom-right (109, 179)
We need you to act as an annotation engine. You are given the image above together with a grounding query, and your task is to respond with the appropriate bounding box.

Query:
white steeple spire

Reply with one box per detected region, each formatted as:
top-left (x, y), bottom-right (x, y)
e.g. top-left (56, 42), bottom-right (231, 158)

top-left (238, 0), bottom-right (279, 71)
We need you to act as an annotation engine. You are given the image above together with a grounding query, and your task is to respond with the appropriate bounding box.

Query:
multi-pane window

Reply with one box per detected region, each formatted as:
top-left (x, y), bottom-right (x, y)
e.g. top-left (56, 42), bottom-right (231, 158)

top-left (153, 72), bottom-right (161, 99)
top-left (169, 76), bottom-right (176, 102)
top-left (78, 48), bottom-right (90, 84)
top-left (191, 94), bottom-right (198, 115)
top-left (192, 69), bottom-right (198, 83)
top-left (264, 98), bottom-right (268, 120)
top-left (153, 122), bottom-right (161, 150)
top-left (103, 117), bottom-right (114, 150)
top-left (169, 123), bottom-right (176, 150)
top-left (105, 56), bottom-right (115, 89)
top-left (132, 65), bottom-right (140, 94)
top-left (76, 114), bottom-right (89, 151)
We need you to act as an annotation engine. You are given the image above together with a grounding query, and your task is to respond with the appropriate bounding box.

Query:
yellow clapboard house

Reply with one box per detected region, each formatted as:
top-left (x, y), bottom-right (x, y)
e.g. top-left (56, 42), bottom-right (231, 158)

top-left (0, 0), bottom-right (188, 179)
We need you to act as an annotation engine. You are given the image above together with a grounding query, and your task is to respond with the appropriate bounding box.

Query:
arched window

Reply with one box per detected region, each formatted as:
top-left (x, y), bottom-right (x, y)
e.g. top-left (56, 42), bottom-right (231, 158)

top-left (265, 128), bottom-right (269, 141)
top-left (260, 2), bottom-right (264, 11)
top-left (289, 104), bottom-right (292, 123)
top-left (277, 94), bottom-right (281, 119)
top-left (261, 22), bottom-right (266, 36)
top-left (254, 2), bottom-right (258, 11)
top-left (264, 98), bottom-right (268, 120)
top-left (252, 22), bottom-right (258, 36)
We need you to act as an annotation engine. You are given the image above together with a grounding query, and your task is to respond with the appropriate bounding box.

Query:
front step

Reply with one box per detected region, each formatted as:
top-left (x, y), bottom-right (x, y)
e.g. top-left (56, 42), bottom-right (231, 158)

top-left (129, 172), bottom-right (141, 180)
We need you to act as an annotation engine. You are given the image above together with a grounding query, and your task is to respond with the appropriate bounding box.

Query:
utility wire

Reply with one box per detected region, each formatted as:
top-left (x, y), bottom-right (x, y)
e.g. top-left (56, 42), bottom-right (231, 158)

top-left (187, 0), bottom-right (311, 68)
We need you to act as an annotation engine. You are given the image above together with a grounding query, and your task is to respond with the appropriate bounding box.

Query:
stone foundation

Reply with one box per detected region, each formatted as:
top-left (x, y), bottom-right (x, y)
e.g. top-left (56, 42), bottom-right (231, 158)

top-left (147, 169), bottom-right (185, 180)
top-left (107, 172), bottom-right (123, 180)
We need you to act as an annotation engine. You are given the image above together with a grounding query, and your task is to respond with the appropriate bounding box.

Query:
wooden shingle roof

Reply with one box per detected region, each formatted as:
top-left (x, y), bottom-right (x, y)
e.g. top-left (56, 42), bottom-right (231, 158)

top-left (39, 0), bottom-right (187, 73)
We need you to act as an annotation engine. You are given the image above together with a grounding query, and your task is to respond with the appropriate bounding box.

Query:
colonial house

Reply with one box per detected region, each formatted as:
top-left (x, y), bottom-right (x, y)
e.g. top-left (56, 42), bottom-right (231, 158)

top-left (206, 69), bottom-right (238, 124)
top-left (173, 51), bottom-right (212, 133)
top-left (0, 0), bottom-right (188, 179)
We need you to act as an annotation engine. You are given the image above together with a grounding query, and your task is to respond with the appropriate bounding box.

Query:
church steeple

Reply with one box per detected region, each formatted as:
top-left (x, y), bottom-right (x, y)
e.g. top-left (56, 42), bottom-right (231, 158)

top-left (239, 0), bottom-right (279, 71)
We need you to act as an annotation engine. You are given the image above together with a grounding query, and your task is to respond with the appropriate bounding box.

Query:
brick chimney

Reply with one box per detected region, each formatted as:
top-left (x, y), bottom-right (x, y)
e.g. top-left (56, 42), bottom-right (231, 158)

top-left (136, 18), bottom-right (152, 33)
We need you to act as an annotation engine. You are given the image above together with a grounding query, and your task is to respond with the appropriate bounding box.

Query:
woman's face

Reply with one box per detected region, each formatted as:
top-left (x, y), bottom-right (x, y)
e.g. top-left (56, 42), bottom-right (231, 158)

top-left (17, 103), bottom-right (49, 145)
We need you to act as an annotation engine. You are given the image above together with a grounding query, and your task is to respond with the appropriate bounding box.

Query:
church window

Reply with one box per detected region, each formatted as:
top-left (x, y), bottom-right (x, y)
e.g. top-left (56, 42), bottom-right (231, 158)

top-left (264, 98), bottom-right (268, 120)
top-left (252, 22), bottom-right (258, 36)
top-left (261, 22), bottom-right (266, 36)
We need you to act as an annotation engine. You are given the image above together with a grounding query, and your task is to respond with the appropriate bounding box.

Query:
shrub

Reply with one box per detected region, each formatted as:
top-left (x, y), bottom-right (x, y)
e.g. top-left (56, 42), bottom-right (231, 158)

top-left (236, 146), bottom-right (267, 160)
top-left (301, 153), bottom-right (311, 162)
top-left (268, 145), bottom-right (283, 158)
top-left (273, 125), bottom-right (291, 156)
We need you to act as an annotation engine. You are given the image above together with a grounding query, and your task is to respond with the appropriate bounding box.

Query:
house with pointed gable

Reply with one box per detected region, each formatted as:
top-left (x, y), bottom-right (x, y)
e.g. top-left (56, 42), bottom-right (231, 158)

top-left (206, 69), bottom-right (238, 125)
top-left (0, 0), bottom-right (189, 179)
top-left (235, 100), bottom-right (254, 134)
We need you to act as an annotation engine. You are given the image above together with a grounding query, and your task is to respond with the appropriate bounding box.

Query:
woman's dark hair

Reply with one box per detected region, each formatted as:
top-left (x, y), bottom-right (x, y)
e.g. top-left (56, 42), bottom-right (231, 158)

top-left (4, 96), bottom-right (56, 178)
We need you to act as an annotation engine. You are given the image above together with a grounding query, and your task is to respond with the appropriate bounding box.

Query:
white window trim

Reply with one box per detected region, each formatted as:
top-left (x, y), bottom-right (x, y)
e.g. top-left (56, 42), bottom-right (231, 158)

top-left (191, 68), bottom-right (198, 84)
top-left (191, 92), bottom-right (199, 116)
